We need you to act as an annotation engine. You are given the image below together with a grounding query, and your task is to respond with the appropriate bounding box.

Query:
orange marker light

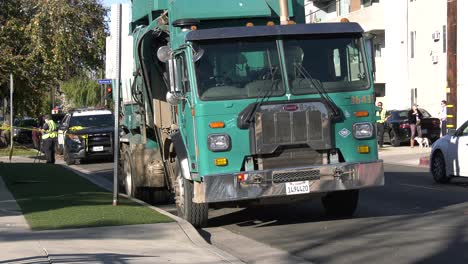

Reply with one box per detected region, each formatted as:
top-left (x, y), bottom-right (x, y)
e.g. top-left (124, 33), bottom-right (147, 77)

top-left (190, 25), bottom-right (198, 31)
top-left (215, 158), bottom-right (228, 166)
top-left (246, 22), bottom-right (254, 27)
top-left (266, 21), bottom-right (275, 26)
top-left (237, 173), bottom-right (246, 182)
top-left (340, 18), bottom-right (350, 23)
top-left (287, 20), bottom-right (296, 25)
top-left (358, 145), bottom-right (370, 154)
top-left (209, 121), bottom-right (225, 128)
top-left (354, 111), bottom-right (369, 117)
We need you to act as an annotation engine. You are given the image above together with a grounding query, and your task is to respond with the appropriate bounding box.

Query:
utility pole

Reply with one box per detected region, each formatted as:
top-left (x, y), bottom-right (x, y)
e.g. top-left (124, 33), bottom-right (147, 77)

top-left (446, 0), bottom-right (457, 128)
top-left (9, 74), bottom-right (13, 161)
top-left (113, 4), bottom-right (122, 206)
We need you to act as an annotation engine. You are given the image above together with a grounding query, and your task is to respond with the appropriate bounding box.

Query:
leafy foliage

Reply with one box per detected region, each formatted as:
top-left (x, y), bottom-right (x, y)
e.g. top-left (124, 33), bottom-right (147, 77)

top-left (0, 0), bottom-right (107, 116)
top-left (61, 75), bottom-right (101, 107)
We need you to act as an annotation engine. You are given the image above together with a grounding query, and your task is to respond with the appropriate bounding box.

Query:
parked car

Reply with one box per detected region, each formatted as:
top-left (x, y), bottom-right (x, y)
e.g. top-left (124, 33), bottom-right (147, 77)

top-left (430, 119), bottom-right (468, 183)
top-left (383, 108), bottom-right (441, 146)
top-left (57, 108), bottom-right (114, 165)
top-left (13, 118), bottom-right (37, 143)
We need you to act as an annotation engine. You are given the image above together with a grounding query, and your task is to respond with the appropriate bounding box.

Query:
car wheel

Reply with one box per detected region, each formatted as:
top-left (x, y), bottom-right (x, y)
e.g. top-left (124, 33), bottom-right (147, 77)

top-left (56, 144), bottom-right (63, 155)
top-left (390, 130), bottom-right (400, 147)
top-left (63, 146), bottom-right (76, 165)
top-left (431, 152), bottom-right (450, 183)
top-left (322, 190), bottom-right (359, 218)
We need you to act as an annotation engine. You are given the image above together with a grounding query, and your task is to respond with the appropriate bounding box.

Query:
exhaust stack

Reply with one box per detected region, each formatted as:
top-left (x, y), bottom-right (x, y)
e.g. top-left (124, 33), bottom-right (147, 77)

top-left (279, 0), bottom-right (289, 25)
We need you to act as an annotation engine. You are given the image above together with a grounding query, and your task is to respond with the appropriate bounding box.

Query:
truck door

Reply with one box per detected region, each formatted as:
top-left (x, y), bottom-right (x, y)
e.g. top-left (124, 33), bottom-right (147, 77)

top-left (175, 53), bottom-right (198, 171)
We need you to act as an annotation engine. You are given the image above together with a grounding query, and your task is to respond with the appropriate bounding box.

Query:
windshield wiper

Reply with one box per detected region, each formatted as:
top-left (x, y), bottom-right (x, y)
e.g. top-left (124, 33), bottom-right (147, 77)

top-left (237, 68), bottom-right (278, 129)
top-left (293, 63), bottom-right (342, 120)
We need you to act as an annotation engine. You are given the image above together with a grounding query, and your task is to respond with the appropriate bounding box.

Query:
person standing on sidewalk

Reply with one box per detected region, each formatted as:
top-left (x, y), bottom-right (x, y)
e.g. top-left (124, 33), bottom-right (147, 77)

top-left (408, 104), bottom-right (423, 148)
top-left (41, 115), bottom-right (58, 164)
top-left (376, 102), bottom-right (388, 148)
top-left (438, 100), bottom-right (447, 136)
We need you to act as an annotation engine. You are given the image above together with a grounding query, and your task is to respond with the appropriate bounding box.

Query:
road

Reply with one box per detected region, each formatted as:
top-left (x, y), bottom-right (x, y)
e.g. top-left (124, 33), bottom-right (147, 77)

top-left (74, 160), bottom-right (468, 263)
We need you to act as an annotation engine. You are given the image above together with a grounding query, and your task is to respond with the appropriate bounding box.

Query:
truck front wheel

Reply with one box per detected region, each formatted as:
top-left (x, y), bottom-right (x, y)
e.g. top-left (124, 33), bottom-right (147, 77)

top-left (174, 158), bottom-right (208, 228)
top-left (321, 190), bottom-right (359, 218)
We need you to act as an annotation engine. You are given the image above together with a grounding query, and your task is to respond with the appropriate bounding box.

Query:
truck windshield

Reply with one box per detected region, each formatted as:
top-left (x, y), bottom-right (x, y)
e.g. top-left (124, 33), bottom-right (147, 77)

top-left (283, 36), bottom-right (369, 95)
top-left (70, 114), bottom-right (114, 128)
top-left (195, 39), bottom-right (284, 101)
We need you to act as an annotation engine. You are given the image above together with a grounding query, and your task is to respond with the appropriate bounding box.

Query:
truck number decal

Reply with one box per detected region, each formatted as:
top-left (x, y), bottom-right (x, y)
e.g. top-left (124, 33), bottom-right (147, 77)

top-left (351, 95), bottom-right (373, 104)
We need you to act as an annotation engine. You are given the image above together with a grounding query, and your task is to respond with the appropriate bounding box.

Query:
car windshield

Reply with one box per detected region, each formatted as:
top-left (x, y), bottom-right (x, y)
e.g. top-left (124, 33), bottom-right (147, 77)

top-left (284, 36), bottom-right (369, 94)
top-left (195, 39), bottom-right (284, 100)
top-left (69, 114), bottom-right (113, 127)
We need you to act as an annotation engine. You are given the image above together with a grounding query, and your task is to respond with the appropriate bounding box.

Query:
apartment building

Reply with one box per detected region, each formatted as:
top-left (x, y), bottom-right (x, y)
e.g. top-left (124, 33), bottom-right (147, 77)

top-left (305, 0), bottom-right (448, 117)
top-left (458, 1), bottom-right (468, 126)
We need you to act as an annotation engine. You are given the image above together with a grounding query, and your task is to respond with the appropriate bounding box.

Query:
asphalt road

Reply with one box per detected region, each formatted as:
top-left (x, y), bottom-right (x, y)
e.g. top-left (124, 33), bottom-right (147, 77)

top-left (73, 160), bottom-right (468, 264)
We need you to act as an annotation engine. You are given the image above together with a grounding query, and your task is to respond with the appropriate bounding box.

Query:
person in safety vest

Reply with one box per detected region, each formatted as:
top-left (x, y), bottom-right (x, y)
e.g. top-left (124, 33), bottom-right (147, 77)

top-left (376, 102), bottom-right (389, 148)
top-left (41, 114), bottom-right (58, 163)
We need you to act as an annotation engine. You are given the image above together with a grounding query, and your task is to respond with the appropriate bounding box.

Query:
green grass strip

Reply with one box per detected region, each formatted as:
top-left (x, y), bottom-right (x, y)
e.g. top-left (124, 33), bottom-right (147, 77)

top-left (0, 163), bottom-right (173, 230)
top-left (0, 146), bottom-right (39, 156)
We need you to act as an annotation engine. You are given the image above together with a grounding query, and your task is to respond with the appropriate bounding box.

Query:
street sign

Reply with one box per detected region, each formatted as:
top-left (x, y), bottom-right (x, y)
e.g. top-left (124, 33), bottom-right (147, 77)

top-left (98, 79), bottom-right (113, 85)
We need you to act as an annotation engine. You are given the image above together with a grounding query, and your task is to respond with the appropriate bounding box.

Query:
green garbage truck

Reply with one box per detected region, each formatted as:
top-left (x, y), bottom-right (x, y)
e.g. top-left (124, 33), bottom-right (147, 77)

top-left (119, 0), bottom-right (384, 227)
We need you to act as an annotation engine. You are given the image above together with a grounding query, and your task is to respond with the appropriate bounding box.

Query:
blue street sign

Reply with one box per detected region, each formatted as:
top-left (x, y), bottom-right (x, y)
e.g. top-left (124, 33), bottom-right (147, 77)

top-left (98, 79), bottom-right (113, 85)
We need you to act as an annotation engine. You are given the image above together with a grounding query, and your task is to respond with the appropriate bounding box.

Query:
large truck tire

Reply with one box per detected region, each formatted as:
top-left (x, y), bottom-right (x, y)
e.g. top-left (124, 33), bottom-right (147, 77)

top-left (174, 158), bottom-right (208, 228)
top-left (123, 150), bottom-right (137, 197)
top-left (321, 190), bottom-right (359, 218)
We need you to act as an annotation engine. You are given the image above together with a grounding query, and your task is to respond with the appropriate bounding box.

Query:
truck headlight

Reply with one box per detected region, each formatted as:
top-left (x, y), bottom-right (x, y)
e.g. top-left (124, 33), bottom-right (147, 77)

top-left (353, 122), bottom-right (373, 139)
top-left (208, 134), bottom-right (231, 152)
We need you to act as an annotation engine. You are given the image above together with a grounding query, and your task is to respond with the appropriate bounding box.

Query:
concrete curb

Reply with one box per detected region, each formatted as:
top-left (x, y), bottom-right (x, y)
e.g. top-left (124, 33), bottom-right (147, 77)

top-left (61, 164), bottom-right (244, 264)
top-left (419, 156), bottom-right (430, 168)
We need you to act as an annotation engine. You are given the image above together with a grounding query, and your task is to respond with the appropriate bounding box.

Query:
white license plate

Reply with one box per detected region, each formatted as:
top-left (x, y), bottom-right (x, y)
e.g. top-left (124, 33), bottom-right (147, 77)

top-left (285, 181), bottom-right (310, 195)
top-left (92, 146), bottom-right (104, 152)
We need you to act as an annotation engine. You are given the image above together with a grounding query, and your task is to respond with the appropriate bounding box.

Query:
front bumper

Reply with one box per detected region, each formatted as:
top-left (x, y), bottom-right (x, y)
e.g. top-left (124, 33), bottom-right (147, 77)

top-left (194, 160), bottom-right (384, 203)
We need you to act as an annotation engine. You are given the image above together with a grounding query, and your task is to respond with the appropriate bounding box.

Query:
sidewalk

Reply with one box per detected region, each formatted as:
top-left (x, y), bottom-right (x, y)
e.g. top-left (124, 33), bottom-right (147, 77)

top-left (0, 155), bottom-right (243, 264)
top-left (378, 145), bottom-right (431, 168)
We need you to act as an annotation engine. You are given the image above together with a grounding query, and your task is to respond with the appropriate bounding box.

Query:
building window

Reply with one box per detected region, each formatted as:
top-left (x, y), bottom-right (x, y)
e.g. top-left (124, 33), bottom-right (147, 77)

top-left (339, 0), bottom-right (350, 16)
top-left (443, 25), bottom-right (447, 53)
top-left (361, 0), bottom-right (378, 7)
top-left (410, 31), bottom-right (416, 58)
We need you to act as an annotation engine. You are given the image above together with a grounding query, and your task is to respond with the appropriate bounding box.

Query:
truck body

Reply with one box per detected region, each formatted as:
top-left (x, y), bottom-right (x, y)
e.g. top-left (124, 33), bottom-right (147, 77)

top-left (119, 0), bottom-right (384, 227)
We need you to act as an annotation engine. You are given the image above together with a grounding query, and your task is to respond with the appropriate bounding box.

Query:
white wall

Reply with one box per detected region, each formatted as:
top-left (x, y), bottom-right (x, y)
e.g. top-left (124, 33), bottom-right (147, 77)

top-left (105, 4), bottom-right (134, 103)
top-left (457, 0), bottom-right (468, 127)
top-left (383, 0), bottom-right (409, 110)
top-left (406, 0), bottom-right (447, 116)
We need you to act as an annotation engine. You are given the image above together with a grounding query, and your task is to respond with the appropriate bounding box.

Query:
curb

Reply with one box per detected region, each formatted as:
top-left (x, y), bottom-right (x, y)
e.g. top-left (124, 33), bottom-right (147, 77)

top-left (61, 164), bottom-right (244, 264)
top-left (419, 156), bottom-right (430, 168)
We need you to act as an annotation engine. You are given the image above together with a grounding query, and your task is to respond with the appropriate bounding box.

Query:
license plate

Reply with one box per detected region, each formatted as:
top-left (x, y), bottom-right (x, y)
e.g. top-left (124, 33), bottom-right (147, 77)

top-left (92, 146), bottom-right (104, 152)
top-left (285, 181), bottom-right (310, 195)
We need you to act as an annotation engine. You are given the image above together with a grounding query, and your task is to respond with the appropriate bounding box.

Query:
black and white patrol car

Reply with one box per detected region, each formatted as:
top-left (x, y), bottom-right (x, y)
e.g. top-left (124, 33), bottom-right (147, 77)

top-left (57, 108), bottom-right (114, 165)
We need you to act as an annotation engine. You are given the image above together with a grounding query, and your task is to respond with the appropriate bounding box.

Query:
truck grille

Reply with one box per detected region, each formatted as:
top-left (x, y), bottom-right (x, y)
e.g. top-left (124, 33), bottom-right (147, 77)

top-left (253, 102), bottom-right (331, 154)
top-left (272, 169), bottom-right (321, 183)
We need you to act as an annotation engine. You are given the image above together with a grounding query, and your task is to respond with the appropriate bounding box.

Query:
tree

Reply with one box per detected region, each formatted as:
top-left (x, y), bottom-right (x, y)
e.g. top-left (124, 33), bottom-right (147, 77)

top-left (61, 74), bottom-right (101, 108)
top-left (0, 0), bottom-right (107, 116)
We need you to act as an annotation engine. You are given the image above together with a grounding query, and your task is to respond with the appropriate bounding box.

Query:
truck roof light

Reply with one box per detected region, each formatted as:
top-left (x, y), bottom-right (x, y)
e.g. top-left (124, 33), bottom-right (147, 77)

top-left (266, 21), bottom-right (275, 26)
top-left (246, 22), bottom-right (254, 27)
top-left (340, 18), bottom-right (350, 23)
top-left (287, 20), bottom-right (296, 25)
top-left (354, 111), bottom-right (369, 117)
top-left (190, 25), bottom-right (198, 31)
top-left (209, 121), bottom-right (225, 128)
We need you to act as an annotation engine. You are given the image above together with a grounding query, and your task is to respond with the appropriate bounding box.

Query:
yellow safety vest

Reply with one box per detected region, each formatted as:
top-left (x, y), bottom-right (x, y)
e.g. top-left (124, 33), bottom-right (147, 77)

top-left (42, 119), bottom-right (58, 139)
top-left (376, 108), bottom-right (387, 123)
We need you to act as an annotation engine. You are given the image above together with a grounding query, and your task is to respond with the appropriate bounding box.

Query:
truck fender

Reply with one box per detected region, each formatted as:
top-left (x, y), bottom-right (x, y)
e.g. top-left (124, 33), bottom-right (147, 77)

top-left (172, 132), bottom-right (191, 180)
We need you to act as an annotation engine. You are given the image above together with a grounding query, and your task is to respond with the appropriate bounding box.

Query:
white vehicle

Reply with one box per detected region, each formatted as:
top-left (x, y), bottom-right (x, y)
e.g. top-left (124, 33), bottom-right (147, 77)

top-left (430, 120), bottom-right (468, 183)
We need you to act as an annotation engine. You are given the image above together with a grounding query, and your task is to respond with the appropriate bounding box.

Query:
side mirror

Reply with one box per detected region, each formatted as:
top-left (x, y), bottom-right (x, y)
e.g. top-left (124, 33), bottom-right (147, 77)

top-left (363, 33), bottom-right (376, 77)
top-left (448, 129), bottom-right (456, 136)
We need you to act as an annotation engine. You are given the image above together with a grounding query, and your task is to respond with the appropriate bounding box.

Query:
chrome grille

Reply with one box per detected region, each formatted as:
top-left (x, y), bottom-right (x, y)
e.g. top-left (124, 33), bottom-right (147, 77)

top-left (272, 169), bottom-right (321, 183)
top-left (253, 102), bottom-right (331, 154)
